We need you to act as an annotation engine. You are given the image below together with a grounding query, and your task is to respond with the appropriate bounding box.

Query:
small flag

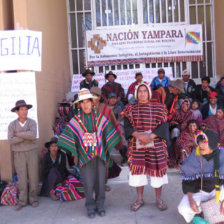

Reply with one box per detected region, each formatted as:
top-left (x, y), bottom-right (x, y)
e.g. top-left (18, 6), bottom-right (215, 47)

top-left (186, 32), bottom-right (200, 44)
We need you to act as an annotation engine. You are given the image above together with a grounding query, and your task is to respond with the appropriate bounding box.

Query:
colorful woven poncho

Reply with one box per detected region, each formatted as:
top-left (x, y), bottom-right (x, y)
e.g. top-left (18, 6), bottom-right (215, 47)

top-left (123, 102), bottom-right (168, 177)
top-left (57, 110), bottom-right (121, 168)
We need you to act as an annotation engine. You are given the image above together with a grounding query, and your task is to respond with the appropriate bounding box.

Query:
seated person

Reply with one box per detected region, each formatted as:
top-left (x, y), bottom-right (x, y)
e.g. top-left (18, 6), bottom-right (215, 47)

top-left (215, 76), bottom-right (224, 108)
top-left (178, 130), bottom-right (224, 223)
top-left (170, 99), bottom-right (195, 137)
top-left (53, 100), bottom-right (71, 137)
top-left (152, 79), bottom-right (185, 121)
top-left (101, 71), bottom-right (126, 108)
top-left (127, 72), bottom-right (144, 103)
top-left (190, 100), bottom-right (202, 124)
top-left (80, 69), bottom-right (98, 90)
top-left (201, 108), bottom-right (224, 147)
top-left (200, 91), bottom-right (219, 120)
top-left (195, 77), bottom-right (215, 104)
top-left (40, 137), bottom-right (68, 200)
top-left (179, 69), bottom-right (196, 100)
top-left (150, 68), bottom-right (170, 90)
top-left (108, 93), bottom-right (127, 164)
top-left (172, 120), bottom-right (198, 168)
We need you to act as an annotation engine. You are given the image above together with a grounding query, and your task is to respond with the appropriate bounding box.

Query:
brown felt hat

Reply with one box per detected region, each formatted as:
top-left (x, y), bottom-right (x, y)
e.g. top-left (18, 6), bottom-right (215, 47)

top-left (45, 137), bottom-right (58, 149)
top-left (105, 71), bottom-right (117, 79)
top-left (11, 100), bottom-right (32, 112)
top-left (91, 87), bottom-right (101, 96)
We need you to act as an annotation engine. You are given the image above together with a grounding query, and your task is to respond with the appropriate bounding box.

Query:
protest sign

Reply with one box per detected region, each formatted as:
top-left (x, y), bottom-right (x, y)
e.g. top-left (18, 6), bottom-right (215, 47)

top-left (0, 72), bottom-right (39, 140)
top-left (0, 30), bottom-right (42, 71)
top-left (71, 67), bottom-right (173, 92)
top-left (86, 24), bottom-right (203, 66)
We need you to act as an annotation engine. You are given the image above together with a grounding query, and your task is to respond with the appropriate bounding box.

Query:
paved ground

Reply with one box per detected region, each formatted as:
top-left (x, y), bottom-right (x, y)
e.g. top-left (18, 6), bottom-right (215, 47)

top-left (0, 167), bottom-right (186, 224)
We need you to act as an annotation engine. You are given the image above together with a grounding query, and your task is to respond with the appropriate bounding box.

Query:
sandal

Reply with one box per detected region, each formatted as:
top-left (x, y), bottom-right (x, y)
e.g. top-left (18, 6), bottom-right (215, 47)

top-left (156, 200), bottom-right (168, 211)
top-left (130, 201), bottom-right (144, 211)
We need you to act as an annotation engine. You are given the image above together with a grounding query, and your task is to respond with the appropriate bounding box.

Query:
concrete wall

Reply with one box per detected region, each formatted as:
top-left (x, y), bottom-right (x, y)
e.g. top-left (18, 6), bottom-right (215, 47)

top-left (0, 0), bottom-right (71, 181)
top-left (214, 0), bottom-right (224, 79)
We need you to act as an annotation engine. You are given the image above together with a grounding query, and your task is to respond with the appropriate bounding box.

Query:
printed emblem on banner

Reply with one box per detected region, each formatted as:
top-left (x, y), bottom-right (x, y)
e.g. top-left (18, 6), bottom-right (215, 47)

top-left (186, 32), bottom-right (200, 44)
top-left (88, 34), bottom-right (106, 54)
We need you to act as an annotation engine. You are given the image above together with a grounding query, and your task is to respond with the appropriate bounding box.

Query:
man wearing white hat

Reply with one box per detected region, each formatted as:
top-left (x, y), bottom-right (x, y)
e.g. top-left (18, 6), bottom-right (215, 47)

top-left (57, 88), bottom-right (122, 218)
top-left (180, 69), bottom-right (196, 100)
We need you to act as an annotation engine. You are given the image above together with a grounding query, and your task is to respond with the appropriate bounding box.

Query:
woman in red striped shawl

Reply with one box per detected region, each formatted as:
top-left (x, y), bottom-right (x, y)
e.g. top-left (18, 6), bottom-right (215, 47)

top-left (123, 83), bottom-right (169, 211)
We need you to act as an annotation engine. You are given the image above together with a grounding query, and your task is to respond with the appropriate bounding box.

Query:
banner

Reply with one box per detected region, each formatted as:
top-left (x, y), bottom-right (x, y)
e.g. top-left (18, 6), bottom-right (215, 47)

top-left (71, 67), bottom-right (173, 92)
top-left (86, 24), bottom-right (203, 66)
top-left (0, 72), bottom-right (39, 140)
top-left (0, 30), bottom-right (42, 71)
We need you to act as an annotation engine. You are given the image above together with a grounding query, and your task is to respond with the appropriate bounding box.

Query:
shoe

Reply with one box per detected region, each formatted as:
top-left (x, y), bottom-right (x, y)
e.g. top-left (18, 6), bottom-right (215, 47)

top-left (14, 203), bottom-right (25, 211)
top-left (87, 212), bottom-right (95, 219)
top-left (31, 201), bottom-right (39, 207)
top-left (98, 210), bottom-right (105, 217)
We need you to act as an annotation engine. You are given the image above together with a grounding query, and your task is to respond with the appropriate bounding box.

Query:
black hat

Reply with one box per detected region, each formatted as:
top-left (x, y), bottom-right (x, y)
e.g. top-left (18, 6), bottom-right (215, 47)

top-left (82, 69), bottom-right (95, 77)
top-left (11, 100), bottom-right (32, 112)
top-left (45, 137), bottom-right (58, 149)
top-left (105, 71), bottom-right (117, 80)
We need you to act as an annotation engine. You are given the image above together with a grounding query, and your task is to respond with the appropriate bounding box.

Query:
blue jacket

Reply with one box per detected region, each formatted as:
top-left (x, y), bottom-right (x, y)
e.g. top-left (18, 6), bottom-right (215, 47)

top-left (151, 76), bottom-right (170, 90)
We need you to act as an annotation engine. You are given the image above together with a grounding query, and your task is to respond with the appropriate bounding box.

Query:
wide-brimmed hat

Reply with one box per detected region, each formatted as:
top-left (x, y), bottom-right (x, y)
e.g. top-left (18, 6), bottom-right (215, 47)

top-left (82, 69), bottom-right (95, 77)
top-left (11, 100), bottom-right (32, 112)
top-left (134, 82), bottom-right (152, 100)
top-left (91, 87), bottom-right (101, 96)
top-left (73, 88), bottom-right (98, 104)
top-left (45, 137), bottom-right (58, 149)
top-left (170, 79), bottom-right (185, 93)
top-left (105, 71), bottom-right (117, 80)
top-left (182, 69), bottom-right (190, 76)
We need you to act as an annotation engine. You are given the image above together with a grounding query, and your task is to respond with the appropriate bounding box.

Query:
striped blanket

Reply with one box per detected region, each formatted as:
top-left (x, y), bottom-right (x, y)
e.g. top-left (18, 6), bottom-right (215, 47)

top-left (1, 183), bottom-right (19, 206)
top-left (51, 175), bottom-right (85, 202)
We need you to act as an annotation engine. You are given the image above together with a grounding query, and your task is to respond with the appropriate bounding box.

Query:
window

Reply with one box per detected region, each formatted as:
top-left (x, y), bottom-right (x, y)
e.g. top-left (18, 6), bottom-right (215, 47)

top-left (67, 0), bottom-right (215, 80)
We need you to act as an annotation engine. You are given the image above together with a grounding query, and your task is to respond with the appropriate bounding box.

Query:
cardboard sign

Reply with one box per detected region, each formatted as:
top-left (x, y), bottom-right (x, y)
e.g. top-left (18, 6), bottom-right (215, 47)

top-left (0, 72), bottom-right (39, 140)
top-left (0, 30), bottom-right (42, 71)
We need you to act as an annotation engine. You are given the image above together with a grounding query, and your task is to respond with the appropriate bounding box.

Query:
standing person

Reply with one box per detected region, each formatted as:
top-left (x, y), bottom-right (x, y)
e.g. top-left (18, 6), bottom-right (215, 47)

top-left (123, 83), bottom-right (169, 211)
top-left (80, 69), bottom-right (98, 90)
top-left (127, 72), bottom-right (144, 103)
top-left (150, 68), bottom-right (170, 90)
top-left (8, 100), bottom-right (39, 210)
top-left (57, 89), bottom-right (121, 218)
top-left (101, 71), bottom-right (126, 107)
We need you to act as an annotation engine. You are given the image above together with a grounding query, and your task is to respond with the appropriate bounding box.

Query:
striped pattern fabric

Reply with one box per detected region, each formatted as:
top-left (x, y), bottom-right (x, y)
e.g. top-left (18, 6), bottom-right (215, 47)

top-left (123, 102), bottom-right (168, 177)
top-left (1, 183), bottom-right (19, 206)
top-left (57, 111), bottom-right (121, 168)
top-left (51, 175), bottom-right (85, 202)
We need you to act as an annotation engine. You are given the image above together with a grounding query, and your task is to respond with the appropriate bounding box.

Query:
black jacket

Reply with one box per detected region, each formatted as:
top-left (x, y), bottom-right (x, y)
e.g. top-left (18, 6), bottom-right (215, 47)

top-left (80, 79), bottom-right (98, 90)
top-left (195, 85), bottom-right (215, 103)
top-left (179, 79), bottom-right (196, 99)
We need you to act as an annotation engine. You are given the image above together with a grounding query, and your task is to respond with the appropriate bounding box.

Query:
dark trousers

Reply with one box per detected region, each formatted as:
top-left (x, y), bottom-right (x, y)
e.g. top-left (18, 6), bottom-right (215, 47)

top-left (40, 167), bottom-right (63, 196)
top-left (80, 157), bottom-right (106, 213)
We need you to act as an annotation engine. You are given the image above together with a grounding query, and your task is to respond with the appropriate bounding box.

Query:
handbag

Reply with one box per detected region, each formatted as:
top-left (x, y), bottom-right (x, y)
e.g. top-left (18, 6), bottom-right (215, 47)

top-left (201, 198), bottom-right (224, 224)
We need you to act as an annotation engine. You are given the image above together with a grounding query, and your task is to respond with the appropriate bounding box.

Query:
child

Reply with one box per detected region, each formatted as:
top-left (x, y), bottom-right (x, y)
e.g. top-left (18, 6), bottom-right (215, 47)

top-left (191, 100), bottom-right (202, 124)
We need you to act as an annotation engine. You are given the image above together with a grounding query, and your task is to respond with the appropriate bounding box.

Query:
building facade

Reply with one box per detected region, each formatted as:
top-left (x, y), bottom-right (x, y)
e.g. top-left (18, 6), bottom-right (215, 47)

top-left (0, 0), bottom-right (224, 180)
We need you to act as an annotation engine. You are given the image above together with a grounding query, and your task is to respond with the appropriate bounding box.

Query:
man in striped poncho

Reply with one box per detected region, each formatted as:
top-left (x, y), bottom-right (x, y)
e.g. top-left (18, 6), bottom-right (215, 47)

top-left (123, 83), bottom-right (169, 212)
top-left (57, 88), bottom-right (121, 218)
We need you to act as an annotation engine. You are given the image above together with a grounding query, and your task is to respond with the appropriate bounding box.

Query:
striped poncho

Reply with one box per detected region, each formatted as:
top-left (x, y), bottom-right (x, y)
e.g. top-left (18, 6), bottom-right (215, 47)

top-left (123, 102), bottom-right (168, 177)
top-left (57, 110), bottom-right (121, 168)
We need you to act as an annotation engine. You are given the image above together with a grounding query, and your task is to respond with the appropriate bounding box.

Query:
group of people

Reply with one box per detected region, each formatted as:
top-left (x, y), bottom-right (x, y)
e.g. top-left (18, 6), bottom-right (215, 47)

top-left (5, 67), bottom-right (224, 223)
